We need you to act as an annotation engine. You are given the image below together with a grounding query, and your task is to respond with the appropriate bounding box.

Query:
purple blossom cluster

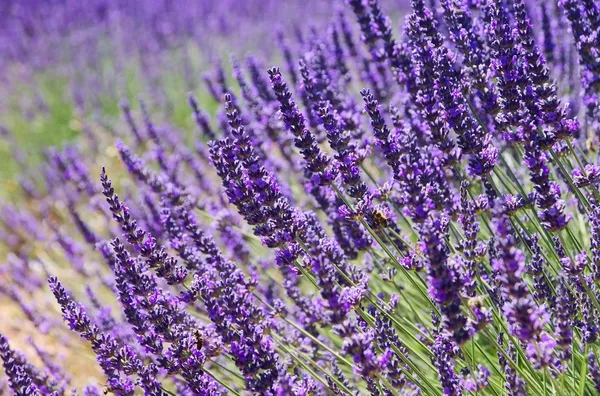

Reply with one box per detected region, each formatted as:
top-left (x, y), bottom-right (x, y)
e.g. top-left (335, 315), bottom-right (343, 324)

top-left (3, 0), bottom-right (600, 395)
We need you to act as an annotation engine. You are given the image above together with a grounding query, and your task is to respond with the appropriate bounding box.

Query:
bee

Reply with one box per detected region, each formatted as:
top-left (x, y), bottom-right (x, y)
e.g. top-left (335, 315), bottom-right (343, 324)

top-left (371, 209), bottom-right (389, 229)
top-left (193, 330), bottom-right (204, 350)
top-left (587, 135), bottom-right (597, 152)
top-left (467, 296), bottom-right (485, 309)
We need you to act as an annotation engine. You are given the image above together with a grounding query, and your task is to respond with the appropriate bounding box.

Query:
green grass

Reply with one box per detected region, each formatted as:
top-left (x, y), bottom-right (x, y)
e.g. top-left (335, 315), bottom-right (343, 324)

top-left (0, 43), bottom-right (222, 199)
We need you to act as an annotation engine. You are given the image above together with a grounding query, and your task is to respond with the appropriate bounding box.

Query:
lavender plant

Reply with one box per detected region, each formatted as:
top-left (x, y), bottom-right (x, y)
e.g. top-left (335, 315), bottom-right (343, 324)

top-left (3, 0), bottom-right (600, 395)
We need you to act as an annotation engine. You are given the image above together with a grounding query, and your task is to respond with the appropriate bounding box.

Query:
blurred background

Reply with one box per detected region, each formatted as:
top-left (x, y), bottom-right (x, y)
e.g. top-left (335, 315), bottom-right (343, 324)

top-left (0, 0), bottom-right (402, 195)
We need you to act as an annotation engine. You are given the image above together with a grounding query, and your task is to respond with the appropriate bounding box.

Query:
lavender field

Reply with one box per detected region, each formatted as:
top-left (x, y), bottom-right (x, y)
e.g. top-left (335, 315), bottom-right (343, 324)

top-left (1, 0), bottom-right (600, 394)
